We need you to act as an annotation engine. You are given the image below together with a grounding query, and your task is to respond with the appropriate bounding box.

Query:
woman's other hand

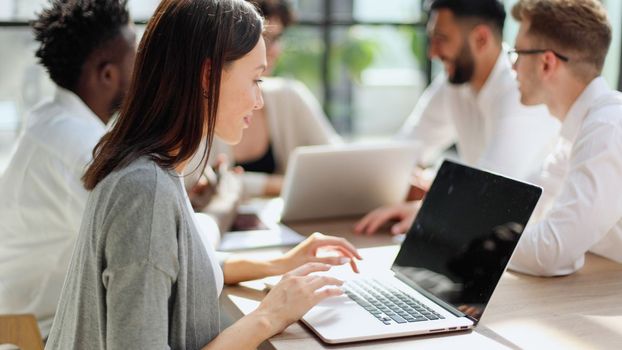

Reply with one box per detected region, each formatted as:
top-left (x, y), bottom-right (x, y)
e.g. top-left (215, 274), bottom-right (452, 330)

top-left (273, 232), bottom-right (362, 274)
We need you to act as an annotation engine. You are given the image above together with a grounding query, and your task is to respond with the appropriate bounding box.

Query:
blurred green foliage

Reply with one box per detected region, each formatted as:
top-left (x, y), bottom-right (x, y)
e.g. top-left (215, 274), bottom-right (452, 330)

top-left (340, 34), bottom-right (378, 83)
top-left (271, 24), bottom-right (426, 121)
top-left (272, 26), bottom-right (380, 90)
top-left (407, 26), bottom-right (426, 65)
top-left (272, 27), bottom-right (325, 94)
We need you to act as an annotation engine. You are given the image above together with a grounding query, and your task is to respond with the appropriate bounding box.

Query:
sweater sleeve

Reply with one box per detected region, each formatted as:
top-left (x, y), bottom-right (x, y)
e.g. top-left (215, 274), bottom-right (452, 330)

top-left (102, 262), bottom-right (175, 349)
top-left (100, 165), bottom-right (180, 348)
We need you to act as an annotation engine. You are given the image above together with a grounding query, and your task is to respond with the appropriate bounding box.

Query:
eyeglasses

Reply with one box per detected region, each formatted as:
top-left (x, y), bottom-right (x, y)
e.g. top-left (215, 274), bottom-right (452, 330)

top-left (508, 49), bottom-right (569, 65)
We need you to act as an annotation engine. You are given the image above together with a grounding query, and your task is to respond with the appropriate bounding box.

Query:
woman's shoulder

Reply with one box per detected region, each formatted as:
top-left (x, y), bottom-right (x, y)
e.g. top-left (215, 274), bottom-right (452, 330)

top-left (94, 157), bottom-right (181, 203)
top-left (88, 157), bottom-right (184, 271)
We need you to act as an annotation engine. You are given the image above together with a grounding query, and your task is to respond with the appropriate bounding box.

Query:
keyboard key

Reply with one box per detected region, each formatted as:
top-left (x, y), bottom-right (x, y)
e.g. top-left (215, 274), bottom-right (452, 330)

top-left (344, 280), bottom-right (445, 325)
top-left (389, 315), bottom-right (407, 323)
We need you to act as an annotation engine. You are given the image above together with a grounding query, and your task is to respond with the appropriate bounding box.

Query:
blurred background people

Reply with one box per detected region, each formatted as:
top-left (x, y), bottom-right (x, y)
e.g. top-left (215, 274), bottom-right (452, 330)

top-left (354, 0), bottom-right (560, 235)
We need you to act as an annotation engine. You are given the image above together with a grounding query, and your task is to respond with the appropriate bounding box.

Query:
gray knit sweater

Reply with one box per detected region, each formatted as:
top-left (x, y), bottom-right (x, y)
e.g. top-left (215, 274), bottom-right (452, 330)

top-left (46, 158), bottom-right (220, 349)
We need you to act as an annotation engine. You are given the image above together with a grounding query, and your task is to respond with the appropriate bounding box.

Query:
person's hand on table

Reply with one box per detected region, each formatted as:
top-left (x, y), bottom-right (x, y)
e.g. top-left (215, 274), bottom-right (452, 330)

top-left (253, 262), bottom-right (344, 335)
top-left (263, 174), bottom-right (284, 197)
top-left (272, 232), bottom-right (362, 274)
top-left (353, 201), bottom-right (421, 236)
top-left (406, 166), bottom-right (433, 201)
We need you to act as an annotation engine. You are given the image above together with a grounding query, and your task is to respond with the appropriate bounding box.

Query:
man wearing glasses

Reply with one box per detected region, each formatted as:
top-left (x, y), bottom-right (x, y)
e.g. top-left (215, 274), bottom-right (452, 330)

top-left (509, 0), bottom-right (622, 275)
top-left (355, 0), bottom-right (559, 235)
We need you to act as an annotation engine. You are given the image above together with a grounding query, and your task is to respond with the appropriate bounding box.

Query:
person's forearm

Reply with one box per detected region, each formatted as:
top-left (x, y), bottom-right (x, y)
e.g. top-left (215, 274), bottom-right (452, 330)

top-left (223, 256), bottom-right (286, 284)
top-left (263, 174), bottom-right (283, 197)
top-left (201, 310), bottom-right (276, 349)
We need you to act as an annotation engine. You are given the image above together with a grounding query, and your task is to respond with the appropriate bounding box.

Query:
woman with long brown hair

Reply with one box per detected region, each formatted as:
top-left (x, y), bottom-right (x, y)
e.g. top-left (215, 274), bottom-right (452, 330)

top-left (45, 0), bottom-right (360, 348)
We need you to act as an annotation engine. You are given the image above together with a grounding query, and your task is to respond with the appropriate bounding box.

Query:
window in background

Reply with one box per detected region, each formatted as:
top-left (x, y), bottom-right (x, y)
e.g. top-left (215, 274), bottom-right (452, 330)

top-left (276, 0), bottom-right (428, 136)
top-left (2, 0), bottom-right (622, 172)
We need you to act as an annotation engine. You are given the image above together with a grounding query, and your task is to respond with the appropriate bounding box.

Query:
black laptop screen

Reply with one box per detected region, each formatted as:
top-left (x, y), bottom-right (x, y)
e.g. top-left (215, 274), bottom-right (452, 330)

top-left (391, 160), bottom-right (541, 322)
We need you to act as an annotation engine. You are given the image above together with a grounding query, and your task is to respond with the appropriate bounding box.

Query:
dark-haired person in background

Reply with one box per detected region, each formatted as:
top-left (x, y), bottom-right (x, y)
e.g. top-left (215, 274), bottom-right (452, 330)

top-left (0, 0), bottom-right (135, 336)
top-left (45, 0), bottom-right (359, 348)
top-left (355, 0), bottom-right (559, 235)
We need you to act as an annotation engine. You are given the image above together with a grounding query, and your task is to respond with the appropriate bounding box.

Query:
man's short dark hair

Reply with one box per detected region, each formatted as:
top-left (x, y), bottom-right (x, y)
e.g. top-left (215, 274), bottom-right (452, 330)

top-left (32, 0), bottom-right (130, 91)
top-left (426, 0), bottom-right (506, 37)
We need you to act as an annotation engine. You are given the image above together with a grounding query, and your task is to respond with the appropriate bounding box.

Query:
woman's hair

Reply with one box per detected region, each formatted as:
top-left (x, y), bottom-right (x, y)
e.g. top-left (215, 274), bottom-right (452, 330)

top-left (83, 0), bottom-right (263, 190)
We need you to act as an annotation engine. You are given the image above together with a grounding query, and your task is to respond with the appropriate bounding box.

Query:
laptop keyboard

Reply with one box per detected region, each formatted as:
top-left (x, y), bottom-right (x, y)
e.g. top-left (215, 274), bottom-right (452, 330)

top-left (343, 279), bottom-right (445, 325)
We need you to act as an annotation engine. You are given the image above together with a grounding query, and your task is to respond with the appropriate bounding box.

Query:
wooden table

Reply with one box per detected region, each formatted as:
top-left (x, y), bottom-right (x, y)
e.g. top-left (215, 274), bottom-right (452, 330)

top-left (220, 217), bottom-right (622, 349)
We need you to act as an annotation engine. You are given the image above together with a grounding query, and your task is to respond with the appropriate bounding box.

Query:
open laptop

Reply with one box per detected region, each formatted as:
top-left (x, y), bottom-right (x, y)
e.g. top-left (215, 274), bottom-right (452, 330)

top-left (219, 142), bottom-right (416, 250)
top-left (300, 160), bottom-right (542, 343)
top-left (280, 142), bottom-right (416, 222)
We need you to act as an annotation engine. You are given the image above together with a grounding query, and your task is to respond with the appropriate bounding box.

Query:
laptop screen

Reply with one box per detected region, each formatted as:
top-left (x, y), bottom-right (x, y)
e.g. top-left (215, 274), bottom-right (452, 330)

top-left (391, 160), bottom-right (541, 322)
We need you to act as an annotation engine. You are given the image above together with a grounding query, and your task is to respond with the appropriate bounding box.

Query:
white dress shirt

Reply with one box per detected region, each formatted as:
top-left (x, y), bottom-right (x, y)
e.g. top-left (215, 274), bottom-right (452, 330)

top-left (0, 88), bottom-right (106, 336)
top-left (398, 49), bottom-right (560, 180)
top-left (510, 77), bottom-right (622, 276)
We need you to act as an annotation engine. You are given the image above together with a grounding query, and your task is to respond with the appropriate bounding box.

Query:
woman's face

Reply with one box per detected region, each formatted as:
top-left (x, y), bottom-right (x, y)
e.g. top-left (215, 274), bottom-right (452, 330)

top-left (214, 37), bottom-right (267, 144)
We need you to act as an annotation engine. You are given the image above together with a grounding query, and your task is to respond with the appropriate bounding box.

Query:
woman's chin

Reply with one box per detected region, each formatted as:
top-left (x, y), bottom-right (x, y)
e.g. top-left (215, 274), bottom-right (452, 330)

top-left (215, 131), bottom-right (244, 146)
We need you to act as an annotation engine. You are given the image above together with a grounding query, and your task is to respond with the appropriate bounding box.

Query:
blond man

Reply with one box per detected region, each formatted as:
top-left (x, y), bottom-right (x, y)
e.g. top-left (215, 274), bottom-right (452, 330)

top-left (508, 0), bottom-right (622, 275)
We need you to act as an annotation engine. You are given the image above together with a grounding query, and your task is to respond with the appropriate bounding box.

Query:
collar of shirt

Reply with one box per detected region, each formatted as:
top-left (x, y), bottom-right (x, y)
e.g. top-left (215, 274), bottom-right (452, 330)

top-left (53, 87), bottom-right (106, 130)
top-left (560, 76), bottom-right (610, 144)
